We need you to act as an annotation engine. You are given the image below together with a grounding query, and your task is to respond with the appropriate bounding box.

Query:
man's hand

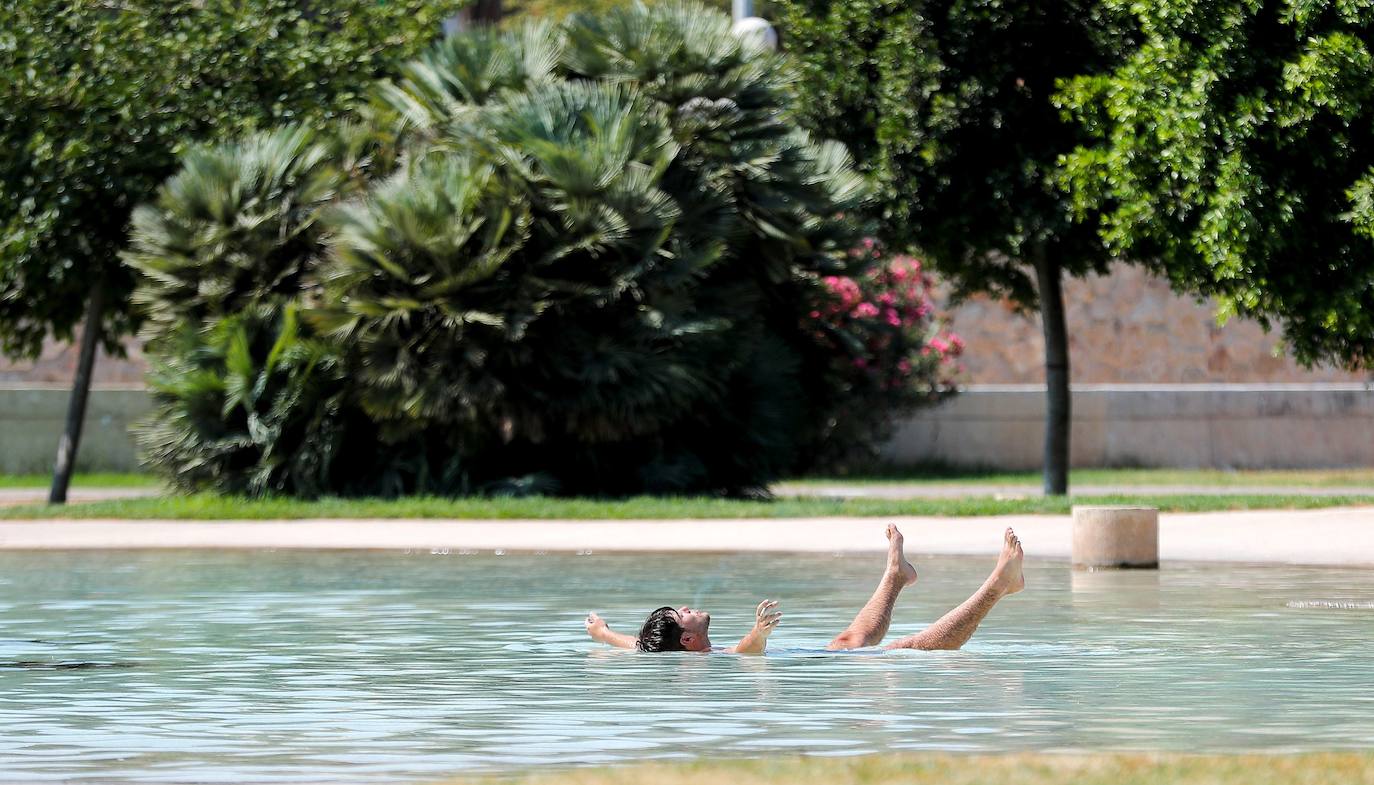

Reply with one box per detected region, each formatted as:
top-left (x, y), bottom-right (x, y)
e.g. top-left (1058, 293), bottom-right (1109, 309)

top-left (585, 612), bottom-right (609, 637)
top-left (753, 599), bottom-right (782, 637)
top-left (730, 599), bottom-right (782, 655)
top-left (585, 612), bottom-right (637, 649)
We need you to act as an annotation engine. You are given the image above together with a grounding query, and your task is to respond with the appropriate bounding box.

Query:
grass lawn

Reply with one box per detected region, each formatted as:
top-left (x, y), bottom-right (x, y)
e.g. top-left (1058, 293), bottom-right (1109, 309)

top-left (0, 472), bottom-right (160, 489)
top-left (3, 491), bottom-right (1372, 520)
top-left (787, 466), bottom-right (1374, 487)
top-left (451, 752), bottom-right (1374, 785)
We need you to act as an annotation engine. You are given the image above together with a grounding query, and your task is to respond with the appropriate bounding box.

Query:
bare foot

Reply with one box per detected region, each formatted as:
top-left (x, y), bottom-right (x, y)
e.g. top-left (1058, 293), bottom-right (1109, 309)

top-left (988, 527), bottom-right (1025, 597)
top-left (886, 523), bottom-right (918, 587)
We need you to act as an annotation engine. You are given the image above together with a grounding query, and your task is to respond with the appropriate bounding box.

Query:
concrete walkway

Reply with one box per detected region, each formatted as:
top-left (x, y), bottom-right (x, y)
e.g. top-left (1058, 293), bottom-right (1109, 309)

top-left (0, 487), bottom-right (156, 507)
top-left (1, 506), bottom-right (1371, 566)
top-left (773, 482), bottom-right (1374, 498)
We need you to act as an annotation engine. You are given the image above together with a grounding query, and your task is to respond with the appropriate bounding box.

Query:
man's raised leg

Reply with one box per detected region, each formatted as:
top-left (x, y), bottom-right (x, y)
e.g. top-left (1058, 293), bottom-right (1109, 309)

top-left (826, 524), bottom-right (919, 650)
top-left (885, 527), bottom-right (1025, 651)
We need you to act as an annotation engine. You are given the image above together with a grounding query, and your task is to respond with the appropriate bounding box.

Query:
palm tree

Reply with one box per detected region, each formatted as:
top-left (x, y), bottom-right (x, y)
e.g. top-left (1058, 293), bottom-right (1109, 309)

top-left (128, 2), bottom-right (900, 497)
top-left (124, 126), bottom-right (361, 496)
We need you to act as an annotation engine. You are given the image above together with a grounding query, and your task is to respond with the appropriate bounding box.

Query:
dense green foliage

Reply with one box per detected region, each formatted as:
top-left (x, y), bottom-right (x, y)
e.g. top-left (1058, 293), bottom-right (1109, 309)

top-left (127, 4), bottom-right (957, 498)
top-left (126, 126), bottom-right (377, 496)
top-left (1058, 0), bottom-right (1374, 369)
top-left (0, 0), bottom-right (464, 360)
top-left (773, 0), bottom-right (1130, 303)
top-left (772, 0), bottom-right (1136, 493)
top-left (809, 249), bottom-right (964, 468)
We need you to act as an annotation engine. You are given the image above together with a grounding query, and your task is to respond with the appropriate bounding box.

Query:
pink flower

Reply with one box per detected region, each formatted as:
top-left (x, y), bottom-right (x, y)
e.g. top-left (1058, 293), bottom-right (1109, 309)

top-left (853, 302), bottom-right (879, 319)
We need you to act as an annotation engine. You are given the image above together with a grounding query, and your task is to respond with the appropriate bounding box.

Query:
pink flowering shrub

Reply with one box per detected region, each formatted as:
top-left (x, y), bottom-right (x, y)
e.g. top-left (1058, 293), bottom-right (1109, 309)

top-left (802, 241), bottom-right (963, 470)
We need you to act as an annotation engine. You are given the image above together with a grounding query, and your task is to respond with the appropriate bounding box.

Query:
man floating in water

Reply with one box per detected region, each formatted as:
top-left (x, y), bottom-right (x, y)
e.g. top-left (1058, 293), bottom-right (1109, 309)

top-left (584, 525), bottom-right (1025, 654)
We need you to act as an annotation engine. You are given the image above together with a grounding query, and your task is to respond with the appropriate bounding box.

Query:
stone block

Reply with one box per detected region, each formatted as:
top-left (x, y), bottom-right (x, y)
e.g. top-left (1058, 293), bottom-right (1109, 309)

top-left (1073, 506), bottom-right (1159, 569)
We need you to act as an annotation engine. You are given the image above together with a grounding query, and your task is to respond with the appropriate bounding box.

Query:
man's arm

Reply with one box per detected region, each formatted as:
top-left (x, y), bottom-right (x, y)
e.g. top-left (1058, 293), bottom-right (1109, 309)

top-left (585, 612), bottom-right (638, 649)
top-left (726, 600), bottom-right (782, 655)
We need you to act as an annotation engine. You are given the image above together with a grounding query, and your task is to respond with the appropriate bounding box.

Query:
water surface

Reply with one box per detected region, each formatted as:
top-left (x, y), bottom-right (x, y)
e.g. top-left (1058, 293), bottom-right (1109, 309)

top-left (2, 550), bottom-right (1373, 782)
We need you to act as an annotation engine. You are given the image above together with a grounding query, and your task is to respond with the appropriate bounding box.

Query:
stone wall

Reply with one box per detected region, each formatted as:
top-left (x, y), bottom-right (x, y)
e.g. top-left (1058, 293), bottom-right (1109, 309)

top-left (883, 384), bottom-right (1374, 470)
top-left (0, 340), bottom-right (146, 384)
top-left (4, 262), bottom-right (1367, 385)
top-left (938, 262), bottom-right (1370, 384)
top-left (3, 261), bottom-right (1369, 474)
top-left (9, 384), bottom-right (1371, 472)
top-left (0, 386), bottom-right (151, 473)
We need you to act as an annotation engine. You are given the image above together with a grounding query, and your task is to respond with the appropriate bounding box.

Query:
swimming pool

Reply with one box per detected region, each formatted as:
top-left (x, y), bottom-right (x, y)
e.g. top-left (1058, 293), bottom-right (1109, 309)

top-left (3, 550), bottom-right (1372, 782)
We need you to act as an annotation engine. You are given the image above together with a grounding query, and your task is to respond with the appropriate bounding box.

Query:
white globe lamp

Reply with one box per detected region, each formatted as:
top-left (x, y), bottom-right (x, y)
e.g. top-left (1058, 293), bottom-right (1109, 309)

top-left (732, 16), bottom-right (779, 50)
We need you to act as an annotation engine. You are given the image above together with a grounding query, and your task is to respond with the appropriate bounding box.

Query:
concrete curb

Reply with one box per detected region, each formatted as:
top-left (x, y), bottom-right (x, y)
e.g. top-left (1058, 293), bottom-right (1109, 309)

top-left (1, 507), bottom-right (1371, 566)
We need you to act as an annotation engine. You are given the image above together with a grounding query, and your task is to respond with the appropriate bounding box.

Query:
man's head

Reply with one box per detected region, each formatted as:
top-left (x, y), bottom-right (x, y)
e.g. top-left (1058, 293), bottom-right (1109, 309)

top-left (636, 605), bottom-right (711, 652)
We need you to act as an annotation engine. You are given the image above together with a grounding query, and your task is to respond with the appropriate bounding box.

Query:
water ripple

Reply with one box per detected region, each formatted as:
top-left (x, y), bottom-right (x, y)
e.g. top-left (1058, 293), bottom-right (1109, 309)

top-left (0, 551), bottom-right (1371, 783)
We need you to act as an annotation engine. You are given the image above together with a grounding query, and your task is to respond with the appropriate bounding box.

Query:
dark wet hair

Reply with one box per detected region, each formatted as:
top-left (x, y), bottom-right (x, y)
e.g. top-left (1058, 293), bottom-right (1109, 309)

top-left (635, 606), bottom-right (686, 652)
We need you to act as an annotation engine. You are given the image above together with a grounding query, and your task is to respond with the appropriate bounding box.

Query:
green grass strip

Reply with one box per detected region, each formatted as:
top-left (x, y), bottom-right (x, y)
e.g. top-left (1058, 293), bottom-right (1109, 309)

top-left (0, 473), bottom-right (160, 489)
top-left (3, 492), bottom-right (1371, 520)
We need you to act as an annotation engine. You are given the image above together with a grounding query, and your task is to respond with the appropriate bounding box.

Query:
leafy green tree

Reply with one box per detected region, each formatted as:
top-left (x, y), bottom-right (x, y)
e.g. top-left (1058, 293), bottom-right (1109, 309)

top-left (0, 0), bottom-right (463, 502)
top-left (774, 0), bottom-right (1134, 493)
top-left (1058, 0), bottom-right (1374, 370)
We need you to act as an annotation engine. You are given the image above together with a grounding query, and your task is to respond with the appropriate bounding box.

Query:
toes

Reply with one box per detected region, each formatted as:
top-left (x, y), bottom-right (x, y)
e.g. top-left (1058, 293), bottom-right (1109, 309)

top-left (1008, 531), bottom-right (1024, 557)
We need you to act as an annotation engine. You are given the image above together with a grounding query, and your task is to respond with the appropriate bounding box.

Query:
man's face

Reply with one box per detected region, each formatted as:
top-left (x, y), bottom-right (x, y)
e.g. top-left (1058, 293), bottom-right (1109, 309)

top-left (675, 606), bottom-right (711, 651)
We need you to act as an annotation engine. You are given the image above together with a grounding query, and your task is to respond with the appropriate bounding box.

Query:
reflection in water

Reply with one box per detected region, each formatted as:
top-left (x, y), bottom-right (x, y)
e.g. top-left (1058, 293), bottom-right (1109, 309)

top-left (0, 551), bottom-right (1372, 782)
top-left (1286, 600), bottom-right (1374, 610)
top-left (0, 660), bottom-right (134, 670)
top-left (1071, 567), bottom-right (1162, 598)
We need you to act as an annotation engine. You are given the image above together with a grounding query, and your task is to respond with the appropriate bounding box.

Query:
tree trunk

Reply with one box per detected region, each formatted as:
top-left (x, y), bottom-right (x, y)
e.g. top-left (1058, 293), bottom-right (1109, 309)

top-left (49, 280), bottom-right (107, 505)
top-left (468, 0), bottom-right (502, 24)
top-left (445, 0), bottom-right (502, 33)
top-left (1033, 248), bottom-right (1070, 496)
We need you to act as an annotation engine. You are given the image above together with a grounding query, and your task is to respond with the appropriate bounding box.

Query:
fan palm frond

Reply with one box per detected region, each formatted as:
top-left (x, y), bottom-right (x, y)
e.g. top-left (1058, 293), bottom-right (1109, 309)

top-left (125, 124), bottom-right (345, 345)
